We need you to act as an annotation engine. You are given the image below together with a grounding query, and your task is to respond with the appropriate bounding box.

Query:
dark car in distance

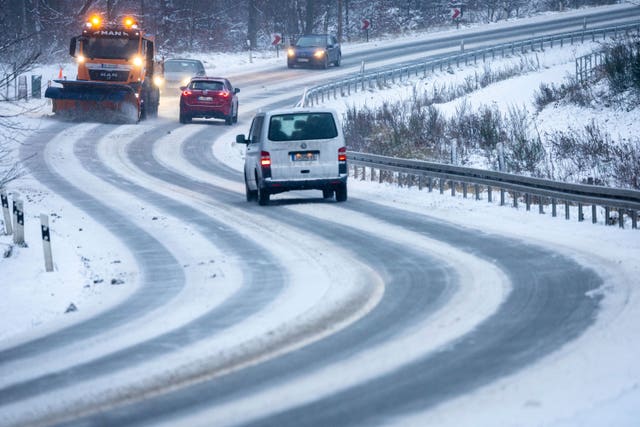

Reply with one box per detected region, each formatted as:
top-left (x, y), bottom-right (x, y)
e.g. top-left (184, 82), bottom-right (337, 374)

top-left (287, 34), bottom-right (341, 69)
top-left (179, 77), bottom-right (239, 125)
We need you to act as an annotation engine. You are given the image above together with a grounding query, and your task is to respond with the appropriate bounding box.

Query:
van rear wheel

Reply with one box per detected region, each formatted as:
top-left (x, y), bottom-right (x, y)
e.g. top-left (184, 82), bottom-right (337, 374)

top-left (335, 183), bottom-right (347, 202)
top-left (258, 185), bottom-right (270, 205)
top-left (245, 174), bottom-right (257, 202)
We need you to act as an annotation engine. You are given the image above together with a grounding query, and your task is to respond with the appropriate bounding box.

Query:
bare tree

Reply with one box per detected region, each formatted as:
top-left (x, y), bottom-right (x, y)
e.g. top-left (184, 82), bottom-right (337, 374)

top-left (0, 7), bottom-right (41, 187)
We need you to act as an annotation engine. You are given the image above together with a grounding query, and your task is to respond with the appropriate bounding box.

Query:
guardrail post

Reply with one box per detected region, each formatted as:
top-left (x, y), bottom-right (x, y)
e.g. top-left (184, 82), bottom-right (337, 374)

top-left (525, 193), bottom-right (531, 211)
top-left (450, 181), bottom-right (455, 196)
top-left (439, 178), bottom-right (444, 194)
top-left (539, 197), bottom-right (545, 214)
top-left (632, 210), bottom-right (637, 229)
top-left (428, 177), bottom-right (433, 192)
top-left (1, 191), bottom-right (12, 235)
top-left (462, 182), bottom-right (467, 198)
top-left (488, 186), bottom-right (492, 203)
top-left (500, 188), bottom-right (505, 206)
top-left (619, 209), bottom-right (625, 229)
top-left (592, 205), bottom-right (597, 224)
top-left (513, 192), bottom-right (518, 208)
top-left (552, 198), bottom-right (557, 217)
top-left (565, 201), bottom-right (570, 220)
top-left (418, 175), bottom-right (423, 190)
top-left (474, 184), bottom-right (480, 200)
top-left (578, 203), bottom-right (584, 221)
top-left (605, 206), bottom-right (611, 225)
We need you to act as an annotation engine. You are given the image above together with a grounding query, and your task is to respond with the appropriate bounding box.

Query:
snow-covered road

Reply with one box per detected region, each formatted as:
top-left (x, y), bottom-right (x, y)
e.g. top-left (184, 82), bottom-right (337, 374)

top-left (1, 4), bottom-right (640, 426)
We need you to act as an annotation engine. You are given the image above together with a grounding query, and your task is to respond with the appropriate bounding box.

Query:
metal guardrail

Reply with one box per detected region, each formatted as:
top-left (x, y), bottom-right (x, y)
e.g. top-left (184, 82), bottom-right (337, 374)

top-left (348, 151), bottom-right (640, 229)
top-left (303, 22), bottom-right (640, 107)
top-left (297, 21), bottom-right (640, 229)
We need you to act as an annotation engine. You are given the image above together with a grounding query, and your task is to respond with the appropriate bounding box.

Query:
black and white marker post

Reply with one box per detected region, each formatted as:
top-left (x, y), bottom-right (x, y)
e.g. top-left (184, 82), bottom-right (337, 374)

top-left (1, 191), bottom-right (12, 235)
top-left (12, 199), bottom-right (24, 246)
top-left (40, 214), bottom-right (53, 272)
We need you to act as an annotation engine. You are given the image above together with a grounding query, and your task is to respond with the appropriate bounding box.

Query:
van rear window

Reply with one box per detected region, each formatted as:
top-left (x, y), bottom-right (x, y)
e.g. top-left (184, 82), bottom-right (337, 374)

top-left (268, 113), bottom-right (337, 141)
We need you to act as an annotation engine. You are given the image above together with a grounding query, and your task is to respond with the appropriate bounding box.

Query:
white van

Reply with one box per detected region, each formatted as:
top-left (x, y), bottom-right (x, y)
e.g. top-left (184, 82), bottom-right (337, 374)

top-left (236, 108), bottom-right (348, 205)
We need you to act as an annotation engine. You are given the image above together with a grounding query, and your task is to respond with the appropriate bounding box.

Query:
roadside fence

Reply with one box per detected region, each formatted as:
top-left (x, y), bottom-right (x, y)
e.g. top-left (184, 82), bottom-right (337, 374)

top-left (1, 74), bottom-right (43, 101)
top-left (575, 51), bottom-right (608, 83)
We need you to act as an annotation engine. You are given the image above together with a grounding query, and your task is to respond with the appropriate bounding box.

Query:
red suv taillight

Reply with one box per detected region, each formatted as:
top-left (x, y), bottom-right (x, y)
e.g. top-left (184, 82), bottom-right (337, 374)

top-left (338, 147), bottom-right (347, 174)
top-left (181, 89), bottom-right (192, 97)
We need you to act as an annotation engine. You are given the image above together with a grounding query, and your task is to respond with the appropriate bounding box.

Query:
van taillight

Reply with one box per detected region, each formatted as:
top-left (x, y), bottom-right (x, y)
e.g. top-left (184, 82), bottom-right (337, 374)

top-left (338, 147), bottom-right (347, 174)
top-left (338, 147), bottom-right (347, 162)
top-left (260, 151), bottom-right (271, 167)
top-left (260, 151), bottom-right (272, 178)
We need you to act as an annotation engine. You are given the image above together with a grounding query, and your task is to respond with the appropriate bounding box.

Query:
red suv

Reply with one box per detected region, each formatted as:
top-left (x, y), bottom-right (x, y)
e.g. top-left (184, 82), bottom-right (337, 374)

top-left (179, 77), bottom-right (240, 125)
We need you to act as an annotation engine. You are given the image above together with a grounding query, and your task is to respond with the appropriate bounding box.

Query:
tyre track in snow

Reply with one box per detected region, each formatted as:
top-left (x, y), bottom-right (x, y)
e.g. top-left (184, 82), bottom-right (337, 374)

top-left (40, 120), bottom-right (472, 426)
top-left (47, 103), bottom-right (603, 425)
top-left (1, 122), bottom-right (184, 366)
top-left (1, 120), bottom-right (387, 427)
top-left (126, 126), bottom-right (602, 427)
top-left (241, 201), bottom-right (603, 426)
top-left (0, 120), bottom-right (289, 419)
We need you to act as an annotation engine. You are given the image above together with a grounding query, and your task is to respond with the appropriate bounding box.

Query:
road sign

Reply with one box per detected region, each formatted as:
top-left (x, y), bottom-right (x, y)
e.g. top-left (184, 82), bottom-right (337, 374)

top-left (272, 34), bottom-right (282, 45)
top-left (362, 18), bottom-right (371, 31)
top-left (451, 8), bottom-right (461, 20)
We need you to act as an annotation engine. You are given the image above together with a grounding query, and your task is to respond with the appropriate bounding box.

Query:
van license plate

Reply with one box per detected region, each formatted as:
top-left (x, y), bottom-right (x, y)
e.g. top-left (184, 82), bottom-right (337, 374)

top-left (291, 151), bottom-right (318, 161)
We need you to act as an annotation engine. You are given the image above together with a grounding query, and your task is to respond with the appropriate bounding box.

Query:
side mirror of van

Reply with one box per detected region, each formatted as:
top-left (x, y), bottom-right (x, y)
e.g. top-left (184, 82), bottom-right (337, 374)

top-left (236, 134), bottom-right (248, 144)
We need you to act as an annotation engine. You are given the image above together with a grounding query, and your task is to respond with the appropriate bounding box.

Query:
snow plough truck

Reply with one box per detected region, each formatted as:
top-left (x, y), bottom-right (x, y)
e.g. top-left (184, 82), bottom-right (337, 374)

top-left (45, 15), bottom-right (162, 123)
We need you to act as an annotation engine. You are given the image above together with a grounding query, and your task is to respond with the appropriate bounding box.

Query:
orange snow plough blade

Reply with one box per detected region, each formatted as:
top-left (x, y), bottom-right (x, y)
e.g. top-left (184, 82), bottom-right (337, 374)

top-left (45, 80), bottom-right (139, 123)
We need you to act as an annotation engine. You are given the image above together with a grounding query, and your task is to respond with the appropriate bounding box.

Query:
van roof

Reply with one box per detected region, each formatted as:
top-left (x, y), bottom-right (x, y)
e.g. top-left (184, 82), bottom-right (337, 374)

top-left (262, 107), bottom-right (338, 117)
